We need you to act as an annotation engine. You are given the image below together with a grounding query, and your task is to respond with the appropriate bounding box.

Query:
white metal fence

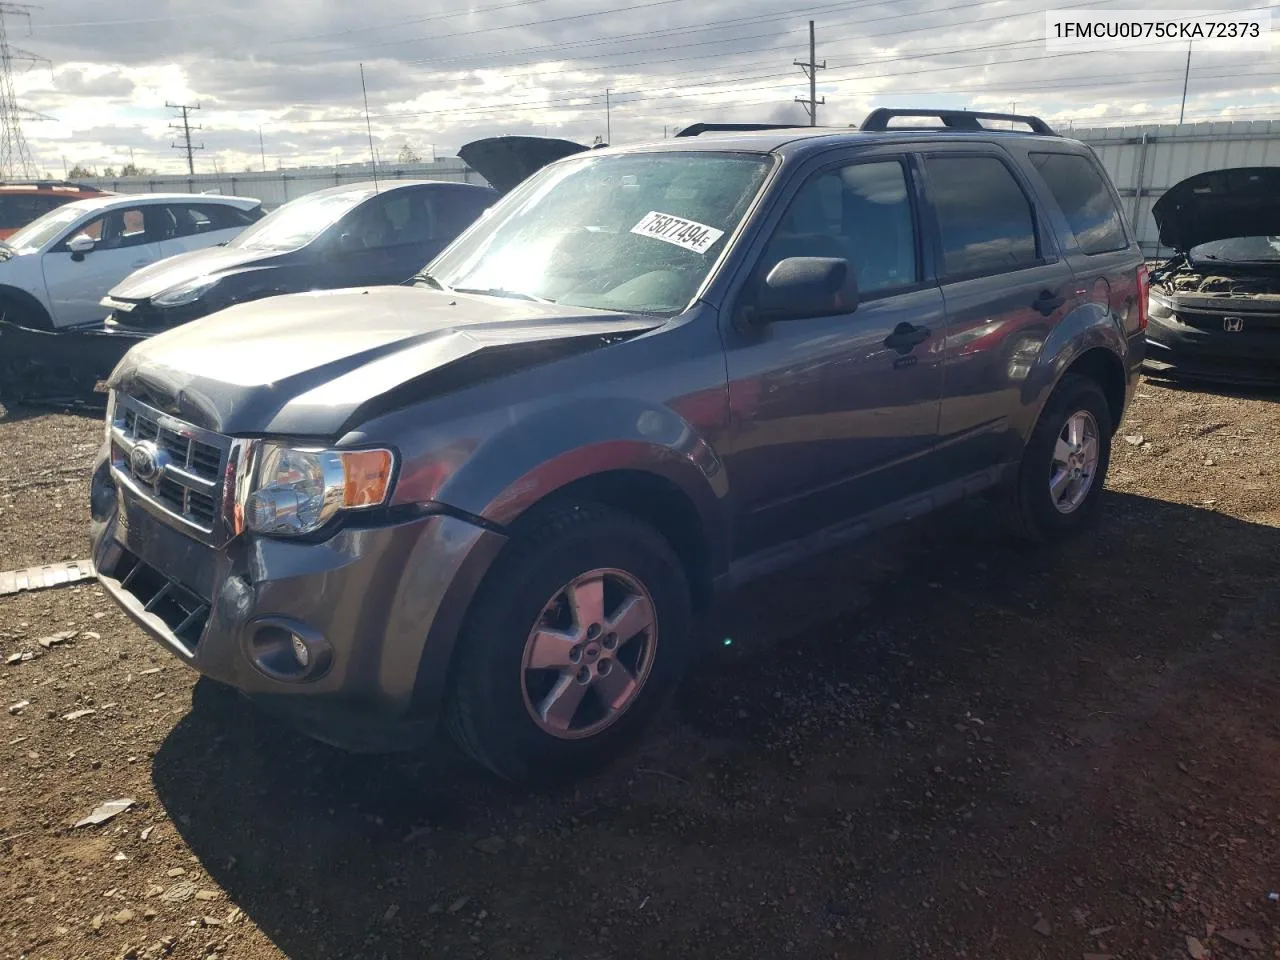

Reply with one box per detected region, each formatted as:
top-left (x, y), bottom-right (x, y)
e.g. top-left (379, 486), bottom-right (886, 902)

top-left (1073, 120), bottom-right (1280, 257)
top-left (79, 159), bottom-right (485, 210)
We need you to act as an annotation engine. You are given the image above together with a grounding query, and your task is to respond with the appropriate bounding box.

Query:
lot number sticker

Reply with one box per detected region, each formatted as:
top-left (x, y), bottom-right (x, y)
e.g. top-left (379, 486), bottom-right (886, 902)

top-left (630, 211), bottom-right (725, 254)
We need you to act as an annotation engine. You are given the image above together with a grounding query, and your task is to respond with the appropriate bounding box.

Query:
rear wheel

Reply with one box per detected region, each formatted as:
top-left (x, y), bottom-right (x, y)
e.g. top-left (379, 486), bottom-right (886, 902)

top-left (445, 501), bottom-right (692, 783)
top-left (1001, 374), bottom-right (1113, 542)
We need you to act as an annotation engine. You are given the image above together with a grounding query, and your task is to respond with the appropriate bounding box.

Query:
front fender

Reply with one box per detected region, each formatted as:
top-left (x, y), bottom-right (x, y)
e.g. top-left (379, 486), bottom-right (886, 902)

top-left (429, 396), bottom-right (729, 559)
top-left (1018, 300), bottom-right (1125, 434)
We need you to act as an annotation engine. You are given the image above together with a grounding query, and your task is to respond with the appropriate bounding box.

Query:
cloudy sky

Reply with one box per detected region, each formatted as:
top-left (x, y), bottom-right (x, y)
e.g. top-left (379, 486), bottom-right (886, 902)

top-left (9, 0), bottom-right (1280, 176)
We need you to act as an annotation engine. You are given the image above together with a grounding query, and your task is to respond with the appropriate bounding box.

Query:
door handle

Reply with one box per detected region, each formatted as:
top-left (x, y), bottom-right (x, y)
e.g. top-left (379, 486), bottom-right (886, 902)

top-left (1032, 289), bottom-right (1066, 315)
top-left (883, 321), bottom-right (931, 353)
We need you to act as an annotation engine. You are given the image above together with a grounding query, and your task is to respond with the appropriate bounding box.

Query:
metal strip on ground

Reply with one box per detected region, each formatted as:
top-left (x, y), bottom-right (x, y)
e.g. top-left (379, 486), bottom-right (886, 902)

top-left (0, 560), bottom-right (97, 597)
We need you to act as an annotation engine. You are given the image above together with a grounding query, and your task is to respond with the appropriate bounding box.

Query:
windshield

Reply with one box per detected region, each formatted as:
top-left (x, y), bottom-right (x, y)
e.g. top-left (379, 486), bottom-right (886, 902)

top-left (5, 203), bottom-right (90, 251)
top-left (1191, 235), bottom-right (1280, 263)
top-left (231, 188), bottom-right (374, 251)
top-left (428, 151), bottom-right (773, 314)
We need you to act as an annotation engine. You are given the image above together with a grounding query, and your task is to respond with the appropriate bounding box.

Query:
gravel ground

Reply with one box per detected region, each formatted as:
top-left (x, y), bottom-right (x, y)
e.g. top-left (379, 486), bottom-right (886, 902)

top-left (2, 377), bottom-right (1279, 960)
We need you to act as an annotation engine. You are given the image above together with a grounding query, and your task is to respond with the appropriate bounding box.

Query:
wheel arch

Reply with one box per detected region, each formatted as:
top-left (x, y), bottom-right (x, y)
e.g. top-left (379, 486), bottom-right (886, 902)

top-left (0, 284), bottom-right (53, 330)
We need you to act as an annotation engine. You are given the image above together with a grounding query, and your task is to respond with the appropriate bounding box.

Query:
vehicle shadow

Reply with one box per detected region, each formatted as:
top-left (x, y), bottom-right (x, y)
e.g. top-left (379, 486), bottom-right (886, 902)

top-left (150, 490), bottom-right (1280, 960)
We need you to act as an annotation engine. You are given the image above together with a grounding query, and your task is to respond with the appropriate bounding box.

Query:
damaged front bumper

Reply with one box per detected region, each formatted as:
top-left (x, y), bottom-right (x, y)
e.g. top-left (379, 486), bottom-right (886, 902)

top-left (1144, 288), bottom-right (1280, 385)
top-left (88, 453), bottom-right (507, 752)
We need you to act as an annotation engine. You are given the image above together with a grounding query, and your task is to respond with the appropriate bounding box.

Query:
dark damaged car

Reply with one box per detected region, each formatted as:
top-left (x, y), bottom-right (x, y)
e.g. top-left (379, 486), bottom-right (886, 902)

top-left (88, 110), bottom-right (1147, 783)
top-left (100, 179), bottom-right (498, 334)
top-left (1145, 167), bottom-right (1280, 384)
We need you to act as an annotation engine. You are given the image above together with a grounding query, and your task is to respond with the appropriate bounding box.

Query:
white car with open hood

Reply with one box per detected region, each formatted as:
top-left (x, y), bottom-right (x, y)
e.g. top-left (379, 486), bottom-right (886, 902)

top-left (0, 192), bottom-right (264, 330)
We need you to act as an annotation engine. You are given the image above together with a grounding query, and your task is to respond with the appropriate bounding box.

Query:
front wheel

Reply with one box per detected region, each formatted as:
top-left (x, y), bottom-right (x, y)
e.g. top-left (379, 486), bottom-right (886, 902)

top-left (1001, 374), bottom-right (1113, 542)
top-left (445, 502), bottom-right (692, 783)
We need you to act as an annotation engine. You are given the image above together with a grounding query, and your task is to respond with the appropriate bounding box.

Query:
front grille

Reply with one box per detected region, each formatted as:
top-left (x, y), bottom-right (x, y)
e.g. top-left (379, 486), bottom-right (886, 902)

top-left (110, 393), bottom-right (233, 538)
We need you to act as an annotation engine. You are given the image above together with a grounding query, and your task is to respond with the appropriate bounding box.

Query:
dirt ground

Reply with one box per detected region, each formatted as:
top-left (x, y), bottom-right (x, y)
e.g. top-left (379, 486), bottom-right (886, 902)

top-left (2, 377), bottom-right (1279, 960)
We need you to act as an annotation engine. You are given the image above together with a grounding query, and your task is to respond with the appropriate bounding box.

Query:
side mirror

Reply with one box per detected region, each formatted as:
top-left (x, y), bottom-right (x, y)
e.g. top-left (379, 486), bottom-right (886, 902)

top-left (67, 234), bottom-right (96, 255)
top-left (751, 256), bottom-right (858, 324)
top-left (335, 232), bottom-right (363, 253)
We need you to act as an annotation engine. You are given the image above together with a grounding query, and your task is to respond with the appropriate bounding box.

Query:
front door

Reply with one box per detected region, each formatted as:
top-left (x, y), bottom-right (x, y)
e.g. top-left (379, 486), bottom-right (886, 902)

top-left (42, 204), bottom-right (165, 328)
top-left (721, 155), bottom-right (946, 556)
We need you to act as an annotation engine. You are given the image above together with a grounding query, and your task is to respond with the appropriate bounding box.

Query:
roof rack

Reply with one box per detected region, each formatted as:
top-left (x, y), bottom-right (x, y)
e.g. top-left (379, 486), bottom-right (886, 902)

top-left (859, 108), bottom-right (1058, 136)
top-left (673, 123), bottom-right (803, 138)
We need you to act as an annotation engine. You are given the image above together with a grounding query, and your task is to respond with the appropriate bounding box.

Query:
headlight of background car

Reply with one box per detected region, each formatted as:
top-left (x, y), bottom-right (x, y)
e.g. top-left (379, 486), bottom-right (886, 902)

top-left (151, 275), bottom-right (219, 308)
top-left (245, 444), bottom-right (396, 536)
top-left (1147, 288), bottom-right (1174, 320)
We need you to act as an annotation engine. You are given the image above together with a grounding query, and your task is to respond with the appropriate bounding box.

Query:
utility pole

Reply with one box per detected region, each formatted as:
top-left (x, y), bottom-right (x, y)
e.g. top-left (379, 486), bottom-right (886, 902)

top-left (258, 126), bottom-right (266, 172)
top-left (1178, 41), bottom-right (1192, 124)
top-left (605, 88), bottom-right (611, 143)
top-left (166, 102), bottom-right (203, 174)
top-left (0, 3), bottom-right (52, 179)
top-left (793, 20), bottom-right (825, 126)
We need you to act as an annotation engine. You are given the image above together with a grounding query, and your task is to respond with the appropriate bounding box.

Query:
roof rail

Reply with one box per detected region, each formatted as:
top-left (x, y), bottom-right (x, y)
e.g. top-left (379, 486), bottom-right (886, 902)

top-left (673, 122), bottom-right (802, 138)
top-left (859, 108), bottom-right (1058, 136)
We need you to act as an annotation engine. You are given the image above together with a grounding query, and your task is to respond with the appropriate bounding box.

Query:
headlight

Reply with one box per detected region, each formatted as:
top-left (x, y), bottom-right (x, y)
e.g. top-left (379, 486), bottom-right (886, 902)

top-left (1148, 288), bottom-right (1174, 319)
top-left (245, 443), bottom-right (396, 536)
top-left (151, 276), bottom-right (219, 308)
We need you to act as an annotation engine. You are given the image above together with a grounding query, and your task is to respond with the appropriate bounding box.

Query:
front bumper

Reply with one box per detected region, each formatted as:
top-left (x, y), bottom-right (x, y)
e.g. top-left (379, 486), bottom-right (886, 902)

top-left (1144, 306), bottom-right (1280, 386)
top-left (89, 458), bottom-right (507, 752)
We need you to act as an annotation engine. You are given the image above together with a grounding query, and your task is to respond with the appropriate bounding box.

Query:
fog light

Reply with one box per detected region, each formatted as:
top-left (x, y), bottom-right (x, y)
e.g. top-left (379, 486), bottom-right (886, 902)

top-left (245, 619), bottom-right (332, 682)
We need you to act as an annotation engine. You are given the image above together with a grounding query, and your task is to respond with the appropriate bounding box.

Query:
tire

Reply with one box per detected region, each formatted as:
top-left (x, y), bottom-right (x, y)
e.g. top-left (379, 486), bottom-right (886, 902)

top-left (1001, 373), bottom-right (1113, 542)
top-left (445, 501), bottom-right (692, 784)
top-left (0, 294), bottom-right (52, 331)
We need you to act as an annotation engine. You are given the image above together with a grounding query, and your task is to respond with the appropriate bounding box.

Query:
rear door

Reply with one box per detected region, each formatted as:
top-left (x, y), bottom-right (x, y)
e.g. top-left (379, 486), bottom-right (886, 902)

top-left (920, 146), bottom-right (1077, 475)
top-left (158, 202), bottom-right (258, 258)
top-left (1022, 147), bottom-right (1145, 342)
top-left (41, 204), bottom-right (166, 328)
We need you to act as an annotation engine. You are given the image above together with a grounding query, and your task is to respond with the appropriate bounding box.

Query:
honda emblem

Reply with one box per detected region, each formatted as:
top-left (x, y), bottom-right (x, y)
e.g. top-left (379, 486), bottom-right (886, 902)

top-left (1224, 316), bottom-right (1244, 332)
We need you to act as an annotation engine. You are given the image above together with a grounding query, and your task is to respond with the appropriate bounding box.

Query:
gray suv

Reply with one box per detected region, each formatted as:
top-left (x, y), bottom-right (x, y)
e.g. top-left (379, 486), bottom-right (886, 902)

top-left (88, 109), bottom-right (1148, 783)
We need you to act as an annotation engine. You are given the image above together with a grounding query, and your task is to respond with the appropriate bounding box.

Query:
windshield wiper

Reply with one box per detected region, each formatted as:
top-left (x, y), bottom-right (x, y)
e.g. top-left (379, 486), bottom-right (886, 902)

top-left (411, 271), bottom-right (447, 290)
top-left (452, 286), bottom-right (554, 303)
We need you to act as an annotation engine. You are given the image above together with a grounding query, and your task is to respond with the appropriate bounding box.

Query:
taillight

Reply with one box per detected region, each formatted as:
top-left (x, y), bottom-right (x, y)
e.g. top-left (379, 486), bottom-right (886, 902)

top-left (1136, 263), bottom-right (1150, 332)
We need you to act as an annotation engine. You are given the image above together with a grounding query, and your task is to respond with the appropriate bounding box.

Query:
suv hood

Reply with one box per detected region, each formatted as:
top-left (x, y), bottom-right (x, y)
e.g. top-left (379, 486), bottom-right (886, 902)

top-left (109, 286), bottom-right (662, 436)
top-left (107, 244), bottom-right (280, 302)
top-left (1152, 167), bottom-right (1280, 253)
top-left (458, 136), bottom-right (590, 194)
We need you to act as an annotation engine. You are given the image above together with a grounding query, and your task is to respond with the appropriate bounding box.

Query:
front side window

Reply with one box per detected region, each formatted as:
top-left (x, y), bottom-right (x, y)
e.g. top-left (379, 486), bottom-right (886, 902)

top-left (1030, 152), bottom-right (1128, 255)
top-left (758, 159), bottom-right (918, 296)
top-left (429, 151), bottom-right (773, 314)
top-left (67, 206), bottom-right (153, 250)
top-left (925, 155), bottom-right (1039, 278)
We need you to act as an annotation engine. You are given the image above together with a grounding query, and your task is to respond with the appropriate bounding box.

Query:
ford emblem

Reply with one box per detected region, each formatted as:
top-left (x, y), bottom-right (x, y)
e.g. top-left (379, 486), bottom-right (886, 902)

top-left (129, 441), bottom-right (166, 483)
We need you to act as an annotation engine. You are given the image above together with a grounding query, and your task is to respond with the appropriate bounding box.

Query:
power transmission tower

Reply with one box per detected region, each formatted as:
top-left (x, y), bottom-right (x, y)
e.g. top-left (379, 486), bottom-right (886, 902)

top-left (166, 101), bottom-right (203, 174)
top-left (0, 3), bottom-right (52, 179)
top-left (793, 20), bottom-right (825, 126)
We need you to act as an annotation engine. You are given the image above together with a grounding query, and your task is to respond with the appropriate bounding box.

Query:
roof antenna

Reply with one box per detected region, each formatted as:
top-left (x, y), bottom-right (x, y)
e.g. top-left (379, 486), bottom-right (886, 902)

top-left (360, 63), bottom-right (380, 193)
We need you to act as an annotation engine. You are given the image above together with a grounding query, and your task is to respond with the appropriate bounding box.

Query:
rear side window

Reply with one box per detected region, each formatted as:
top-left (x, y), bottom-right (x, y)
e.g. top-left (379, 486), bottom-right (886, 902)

top-left (924, 156), bottom-right (1039, 278)
top-left (1030, 152), bottom-right (1128, 255)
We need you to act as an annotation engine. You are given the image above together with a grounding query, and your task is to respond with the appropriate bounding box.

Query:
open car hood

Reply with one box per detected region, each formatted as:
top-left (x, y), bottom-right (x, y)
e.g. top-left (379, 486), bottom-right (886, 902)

top-left (1152, 167), bottom-right (1280, 253)
top-left (458, 136), bottom-right (591, 194)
